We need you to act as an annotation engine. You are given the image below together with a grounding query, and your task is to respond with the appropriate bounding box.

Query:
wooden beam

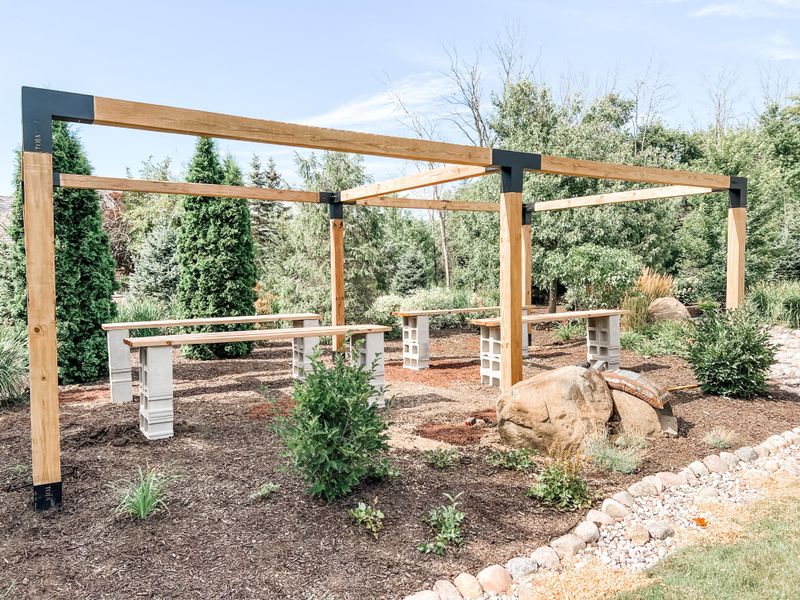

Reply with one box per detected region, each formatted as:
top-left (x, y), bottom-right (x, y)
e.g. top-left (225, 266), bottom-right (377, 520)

top-left (354, 196), bottom-right (500, 212)
top-left (521, 220), bottom-right (533, 334)
top-left (340, 165), bottom-right (494, 203)
top-left (330, 215), bottom-right (346, 351)
top-left (533, 185), bottom-right (717, 212)
top-left (58, 173), bottom-right (319, 204)
top-left (22, 152), bottom-right (61, 496)
top-left (500, 190), bottom-right (523, 391)
top-left (92, 96), bottom-right (493, 166)
top-left (538, 155), bottom-right (731, 189)
top-left (102, 313), bottom-right (322, 331)
top-left (726, 207), bottom-right (747, 309)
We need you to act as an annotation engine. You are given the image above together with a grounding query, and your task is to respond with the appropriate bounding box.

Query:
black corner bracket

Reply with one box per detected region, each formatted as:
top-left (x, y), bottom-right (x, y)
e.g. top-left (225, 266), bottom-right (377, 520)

top-left (319, 191), bottom-right (343, 219)
top-left (33, 481), bottom-right (62, 511)
top-left (728, 176), bottom-right (747, 209)
top-left (522, 204), bottom-right (533, 225)
top-left (22, 87), bottom-right (95, 153)
top-left (491, 149), bottom-right (542, 193)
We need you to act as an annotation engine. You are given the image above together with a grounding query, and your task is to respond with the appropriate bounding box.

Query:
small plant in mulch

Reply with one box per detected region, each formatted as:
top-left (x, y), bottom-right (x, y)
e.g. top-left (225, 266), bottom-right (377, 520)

top-left (423, 448), bottom-right (460, 469)
top-left (703, 427), bottom-right (739, 450)
top-left (112, 464), bottom-right (173, 520)
top-left (555, 319), bottom-right (585, 343)
top-left (583, 432), bottom-right (643, 475)
top-left (348, 497), bottom-right (385, 539)
top-left (526, 450), bottom-right (592, 511)
top-left (486, 447), bottom-right (538, 471)
top-left (615, 431), bottom-right (649, 451)
top-left (417, 492), bottom-right (466, 556)
top-left (249, 481), bottom-right (281, 501)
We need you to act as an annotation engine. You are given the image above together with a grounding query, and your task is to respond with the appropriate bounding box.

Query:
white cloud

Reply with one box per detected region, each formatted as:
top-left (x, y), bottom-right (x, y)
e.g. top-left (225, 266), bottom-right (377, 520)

top-left (688, 0), bottom-right (800, 18)
top-left (760, 32), bottom-right (800, 59)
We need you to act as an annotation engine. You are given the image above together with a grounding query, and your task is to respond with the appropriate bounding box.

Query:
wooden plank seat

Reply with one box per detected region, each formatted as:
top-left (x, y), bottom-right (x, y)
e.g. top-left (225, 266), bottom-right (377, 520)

top-left (469, 309), bottom-right (625, 387)
top-left (123, 324), bottom-right (391, 440)
top-left (392, 306), bottom-right (536, 370)
top-left (102, 313), bottom-right (321, 404)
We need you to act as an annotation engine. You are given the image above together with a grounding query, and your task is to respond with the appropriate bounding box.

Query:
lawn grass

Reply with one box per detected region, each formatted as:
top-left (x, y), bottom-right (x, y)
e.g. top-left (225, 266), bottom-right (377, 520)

top-left (615, 483), bottom-right (800, 600)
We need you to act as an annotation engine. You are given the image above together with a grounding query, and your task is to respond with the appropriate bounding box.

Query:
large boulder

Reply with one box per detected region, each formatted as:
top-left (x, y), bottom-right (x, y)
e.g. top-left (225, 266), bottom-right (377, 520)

top-left (649, 296), bottom-right (690, 321)
top-left (497, 366), bottom-right (613, 453)
top-left (612, 389), bottom-right (677, 437)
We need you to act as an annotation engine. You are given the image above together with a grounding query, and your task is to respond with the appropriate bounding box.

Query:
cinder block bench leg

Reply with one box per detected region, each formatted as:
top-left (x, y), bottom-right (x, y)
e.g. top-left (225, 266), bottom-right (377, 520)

top-left (521, 309), bottom-right (529, 358)
top-left (351, 332), bottom-right (385, 407)
top-left (107, 329), bottom-right (133, 404)
top-left (479, 325), bottom-right (501, 388)
top-left (402, 316), bottom-right (430, 370)
top-left (292, 319), bottom-right (320, 380)
top-left (586, 315), bottom-right (621, 370)
top-left (138, 346), bottom-right (174, 440)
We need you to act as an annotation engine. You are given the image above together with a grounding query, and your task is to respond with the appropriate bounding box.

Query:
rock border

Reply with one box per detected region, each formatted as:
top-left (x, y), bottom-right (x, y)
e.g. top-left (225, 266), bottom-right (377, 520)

top-left (403, 427), bottom-right (800, 600)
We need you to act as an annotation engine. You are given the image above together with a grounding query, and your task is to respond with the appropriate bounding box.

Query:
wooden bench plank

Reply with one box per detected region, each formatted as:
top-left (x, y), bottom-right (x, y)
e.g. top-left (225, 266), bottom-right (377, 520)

top-left (392, 305), bottom-right (536, 318)
top-left (470, 309), bottom-right (625, 327)
top-left (102, 313), bottom-right (321, 331)
top-left (124, 324), bottom-right (391, 348)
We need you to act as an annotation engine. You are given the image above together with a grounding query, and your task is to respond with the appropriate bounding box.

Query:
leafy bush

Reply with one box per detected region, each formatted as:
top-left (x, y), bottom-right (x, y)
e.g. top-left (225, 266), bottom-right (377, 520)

top-left (276, 351), bottom-right (389, 502)
top-left (703, 427), bottom-right (739, 449)
top-left (113, 465), bottom-right (172, 520)
top-left (555, 320), bottom-right (585, 343)
top-left (417, 492), bottom-right (466, 555)
top-left (423, 448), bottom-right (460, 469)
top-left (0, 326), bottom-right (28, 407)
top-left (114, 298), bottom-right (170, 337)
top-left (486, 448), bottom-right (537, 471)
top-left (557, 244), bottom-right (643, 310)
top-left (583, 433), bottom-right (643, 474)
top-left (748, 281), bottom-right (800, 329)
top-left (687, 309), bottom-right (776, 398)
top-left (365, 294), bottom-right (404, 339)
top-left (525, 451), bottom-right (591, 511)
top-left (349, 497), bottom-right (385, 539)
top-left (620, 320), bottom-right (692, 358)
top-left (249, 481), bottom-right (280, 501)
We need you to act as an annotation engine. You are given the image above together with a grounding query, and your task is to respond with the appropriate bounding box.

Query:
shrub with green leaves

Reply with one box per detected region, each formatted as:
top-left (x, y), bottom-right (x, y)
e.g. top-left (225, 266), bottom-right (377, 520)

top-left (583, 433), bottom-right (643, 474)
top-left (620, 320), bottom-right (692, 358)
top-left (113, 465), bottom-right (172, 520)
top-left (417, 492), bottom-right (466, 555)
top-left (114, 298), bottom-right (170, 337)
top-left (525, 452), bottom-right (591, 511)
top-left (555, 320), bottom-right (585, 343)
top-left (276, 350), bottom-right (389, 502)
top-left (0, 326), bottom-right (28, 407)
top-left (250, 481), bottom-right (280, 501)
top-left (748, 281), bottom-right (800, 329)
top-left (423, 448), bottom-right (460, 469)
top-left (349, 497), bottom-right (385, 539)
top-left (687, 309), bottom-right (776, 398)
top-left (556, 244), bottom-right (643, 310)
top-left (486, 448), bottom-right (537, 471)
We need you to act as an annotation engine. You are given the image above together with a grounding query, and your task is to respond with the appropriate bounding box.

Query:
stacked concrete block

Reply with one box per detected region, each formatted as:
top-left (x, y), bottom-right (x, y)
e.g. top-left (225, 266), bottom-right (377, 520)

top-left (351, 332), bottom-right (385, 408)
top-left (521, 309), bottom-right (529, 358)
top-left (291, 319), bottom-right (320, 379)
top-left (138, 346), bottom-right (174, 440)
top-left (586, 314), bottom-right (621, 370)
top-left (402, 315), bottom-right (430, 370)
top-left (107, 328), bottom-right (133, 404)
top-left (479, 325), bottom-right (502, 388)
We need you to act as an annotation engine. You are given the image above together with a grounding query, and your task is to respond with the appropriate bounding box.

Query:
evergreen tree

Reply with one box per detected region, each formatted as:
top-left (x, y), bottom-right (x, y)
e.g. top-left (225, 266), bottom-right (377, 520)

top-left (8, 122), bottom-right (116, 383)
top-left (248, 153), bottom-right (286, 278)
top-left (128, 223), bottom-right (180, 303)
top-left (392, 248), bottom-right (428, 295)
top-left (176, 141), bottom-right (256, 359)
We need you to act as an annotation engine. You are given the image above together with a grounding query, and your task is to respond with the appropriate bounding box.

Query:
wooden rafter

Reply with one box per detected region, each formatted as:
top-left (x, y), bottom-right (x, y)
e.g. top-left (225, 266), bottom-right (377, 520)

top-left (533, 185), bottom-right (716, 212)
top-left (354, 196), bottom-right (500, 212)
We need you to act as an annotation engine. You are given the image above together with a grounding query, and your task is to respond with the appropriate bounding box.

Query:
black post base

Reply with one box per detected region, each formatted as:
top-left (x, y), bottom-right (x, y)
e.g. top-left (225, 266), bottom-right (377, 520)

top-left (33, 482), bottom-right (62, 511)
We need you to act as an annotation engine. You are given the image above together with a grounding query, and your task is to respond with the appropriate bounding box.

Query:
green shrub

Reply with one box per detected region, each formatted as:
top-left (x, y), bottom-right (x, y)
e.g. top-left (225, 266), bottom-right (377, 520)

top-left (112, 465), bottom-right (172, 520)
top-left (620, 320), bottom-right (692, 358)
top-left (557, 244), bottom-right (643, 310)
top-left (114, 298), bottom-right (170, 337)
top-left (583, 433), bottom-right (643, 474)
top-left (703, 427), bottom-right (739, 449)
top-left (249, 481), bottom-right (280, 501)
top-left (486, 448), bottom-right (537, 471)
top-left (0, 326), bottom-right (28, 407)
top-left (392, 247), bottom-right (428, 295)
top-left (555, 320), bottom-right (585, 343)
top-left (687, 309), bottom-right (776, 398)
top-left (525, 452), bottom-right (591, 511)
top-left (364, 294), bottom-right (404, 339)
top-left (423, 448), bottom-right (460, 469)
top-left (417, 492), bottom-right (466, 555)
top-left (349, 497), bottom-right (385, 539)
top-left (128, 223), bottom-right (180, 304)
top-left (276, 350), bottom-right (389, 502)
top-left (748, 281), bottom-right (800, 328)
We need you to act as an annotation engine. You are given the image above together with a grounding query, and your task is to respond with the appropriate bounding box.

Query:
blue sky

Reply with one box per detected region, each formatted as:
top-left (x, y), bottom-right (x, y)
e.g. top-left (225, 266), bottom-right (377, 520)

top-left (1, 0), bottom-right (799, 196)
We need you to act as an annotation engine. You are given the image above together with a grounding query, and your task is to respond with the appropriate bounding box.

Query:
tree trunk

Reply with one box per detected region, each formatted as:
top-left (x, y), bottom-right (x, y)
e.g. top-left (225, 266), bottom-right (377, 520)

top-left (548, 279), bottom-right (558, 313)
top-left (438, 210), bottom-right (451, 288)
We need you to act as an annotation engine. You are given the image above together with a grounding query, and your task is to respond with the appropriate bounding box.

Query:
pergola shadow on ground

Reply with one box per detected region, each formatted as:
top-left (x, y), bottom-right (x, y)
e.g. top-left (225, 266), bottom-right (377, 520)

top-left (19, 86), bottom-right (746, 510)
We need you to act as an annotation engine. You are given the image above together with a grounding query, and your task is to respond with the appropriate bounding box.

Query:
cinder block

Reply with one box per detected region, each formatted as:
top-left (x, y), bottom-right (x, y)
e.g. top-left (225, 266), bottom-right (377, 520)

top-left (586, 315), bottom-right (621, 370)
top-left (401, 315), bottom-right (430, 370)
top-left (107, 329), bottom-right (134, 403)
top-left (139, 409), bottom-right (173, 441)
top-left (292, 320), bottom-right (320, 380)
top-left (351, 332), bottom-right (385, 407)
top-left (109, 368), bottom-right (133, 404)
top-left (139, 346), bottom-right (174, 441)
top-left (479, 326), bottom-right (502, 388)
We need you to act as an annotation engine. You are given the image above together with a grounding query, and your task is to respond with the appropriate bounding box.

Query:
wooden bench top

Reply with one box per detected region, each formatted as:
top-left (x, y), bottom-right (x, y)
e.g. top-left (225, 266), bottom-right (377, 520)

top-left (123, 323), bottom-right (391, 348)
top-left (102, 312), bottom-right (322, 331)
top-left (470, 309), bottom-right (625, 327)
top-left (393, 305), bottom-right (536, 317)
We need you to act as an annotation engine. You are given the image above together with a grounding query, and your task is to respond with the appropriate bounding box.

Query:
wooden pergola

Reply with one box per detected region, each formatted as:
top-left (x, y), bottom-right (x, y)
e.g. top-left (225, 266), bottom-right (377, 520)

top-left (19, 87), bottom-right (746, 510)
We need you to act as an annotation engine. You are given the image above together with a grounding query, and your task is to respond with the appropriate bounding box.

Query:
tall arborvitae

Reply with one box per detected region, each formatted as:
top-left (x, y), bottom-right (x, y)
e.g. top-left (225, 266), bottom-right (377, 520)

top-left (176, 140), bottom-right (256, 359)
top-left (248, 154), bottom-right (286, 275)
top-left (8, 122), bottom-right (116, 383)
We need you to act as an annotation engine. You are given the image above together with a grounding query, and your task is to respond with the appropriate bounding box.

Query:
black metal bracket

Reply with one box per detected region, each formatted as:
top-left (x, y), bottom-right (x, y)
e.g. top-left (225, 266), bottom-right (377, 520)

top-left (522, 204), bottom-right (533, 225)
top-left (491, 149), bottom-right (541, 193)
top-left (33, 481), bottom-right (62, 511)
top-left (319, 191), bottom-right (343, 219)
top-left (22, 87), bottom-right (95, 154)
top-left (728, 176), bottom-right (747, 209)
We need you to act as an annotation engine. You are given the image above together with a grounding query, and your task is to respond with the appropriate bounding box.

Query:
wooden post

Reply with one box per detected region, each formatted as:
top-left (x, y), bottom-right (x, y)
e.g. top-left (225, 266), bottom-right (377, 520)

top-left (521, 206), bottom-right (533, 340)
top-left (499, 168), bottom-right (523, 391)
top-left (329, 202), bottom-right (345, 350)
top-left (22, 151), bottom-right (62, 509)
top-left (726, 179), bottom-right (747, 310)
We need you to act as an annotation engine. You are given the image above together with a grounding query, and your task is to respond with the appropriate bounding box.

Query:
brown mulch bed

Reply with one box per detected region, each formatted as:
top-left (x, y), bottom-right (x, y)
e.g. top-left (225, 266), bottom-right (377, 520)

top-left (1, 325), bottom-right (799, 599)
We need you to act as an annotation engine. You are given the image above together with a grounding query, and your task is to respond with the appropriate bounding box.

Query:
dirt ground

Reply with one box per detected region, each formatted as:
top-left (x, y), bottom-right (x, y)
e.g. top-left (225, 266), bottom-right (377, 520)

top-left (2, 326), bottom-right (799, 600)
